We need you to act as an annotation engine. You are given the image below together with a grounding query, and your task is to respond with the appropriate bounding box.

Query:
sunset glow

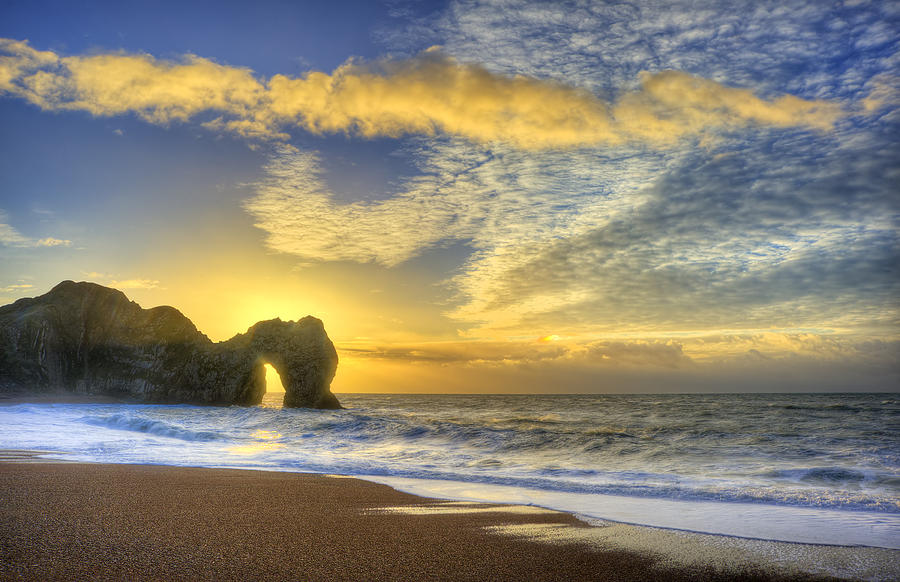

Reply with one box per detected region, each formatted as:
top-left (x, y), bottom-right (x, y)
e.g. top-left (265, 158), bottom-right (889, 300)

top-left (1, 5), bottom-right (899, 575)
top-left (1, 0), bottom-right (897, 393)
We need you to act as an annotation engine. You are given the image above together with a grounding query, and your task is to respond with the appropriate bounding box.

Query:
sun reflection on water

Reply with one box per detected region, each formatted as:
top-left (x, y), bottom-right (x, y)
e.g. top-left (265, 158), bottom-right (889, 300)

top-left (228, 429), bottom-right (285, 455)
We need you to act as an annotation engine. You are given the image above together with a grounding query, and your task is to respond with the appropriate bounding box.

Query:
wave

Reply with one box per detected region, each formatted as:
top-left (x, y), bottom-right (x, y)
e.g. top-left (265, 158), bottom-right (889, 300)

top-left (258, 454), bottom-right (900, 513)
top-left (767, 466), bottom-right (868, 484)
top-left (80, 413), bottom-right (225, 442)
top-left (2, 393), bottom-right (897, 519)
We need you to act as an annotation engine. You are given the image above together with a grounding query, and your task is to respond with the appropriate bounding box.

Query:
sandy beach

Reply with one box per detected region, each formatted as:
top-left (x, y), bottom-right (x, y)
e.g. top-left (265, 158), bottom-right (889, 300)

top-left (2, 458), bottom-right (896, 581)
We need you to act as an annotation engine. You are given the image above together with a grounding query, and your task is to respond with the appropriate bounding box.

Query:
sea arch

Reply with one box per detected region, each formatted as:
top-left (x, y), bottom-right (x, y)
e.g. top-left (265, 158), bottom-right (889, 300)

top-left (229, 317), bottom-right (341, 409)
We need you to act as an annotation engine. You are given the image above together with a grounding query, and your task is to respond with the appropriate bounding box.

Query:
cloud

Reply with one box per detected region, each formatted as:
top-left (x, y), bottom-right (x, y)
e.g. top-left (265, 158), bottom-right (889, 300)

top-left (690, 333), bottom-right (900, 368)
top-left (0, 39), bottom-right (264, 126)
top-left (343, 338), bottom-right (694, 370)
top-left (239, 0), bottom-right (899, 342)
top-left (0, 283), bottom-right (34, 294)
top-left (263, 52), bottom-right (840, 148)
top-left (1, 38), bottom-right (840, 148)
top-left (432, 0), bottom-right (897, 106)
top-left (244, 140), bottom-right (665, 267)
top-left (244, 146), bottom-right (439, 265)
top-left (342, 339), bottom-right (568, 365)
top-left (863, 74), bottom-right (899, 113)
top-left (35, 237), bottom-right (72, 247)
top-left (0, 217), bottom-right (31, 246)
top-left (340, 333), bottom-right (898, 391)
top-left (0, 210), bottom-right (72, 248)
top-left (81, 272), bottom-right (161, 290)
top-left (245, 95), bottom-right (898, 336)
top-left (387, 0), bottom-right (898, 335)
top-left (581, 341), bottom-right (693, 369)
top-left (108, 278), bottom-right (161, 290)
top-left (247, 103), bottom-right (898, 337)
top-left (446, 123), bottom-right (900, 335)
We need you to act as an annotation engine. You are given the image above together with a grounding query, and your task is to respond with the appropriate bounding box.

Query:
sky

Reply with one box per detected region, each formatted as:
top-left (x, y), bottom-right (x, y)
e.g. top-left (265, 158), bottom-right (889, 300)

top-left (1, 0), bottom-right (897, 393)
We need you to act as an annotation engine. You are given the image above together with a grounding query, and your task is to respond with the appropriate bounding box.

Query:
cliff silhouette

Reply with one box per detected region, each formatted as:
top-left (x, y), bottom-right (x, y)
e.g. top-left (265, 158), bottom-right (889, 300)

top-left (0, 281), bottom-right (340, 408)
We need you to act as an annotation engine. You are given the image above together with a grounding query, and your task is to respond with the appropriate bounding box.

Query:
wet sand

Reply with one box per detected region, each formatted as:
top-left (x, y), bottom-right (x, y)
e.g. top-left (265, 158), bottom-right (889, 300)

top-left (0, 460), bottom-right (891, 581)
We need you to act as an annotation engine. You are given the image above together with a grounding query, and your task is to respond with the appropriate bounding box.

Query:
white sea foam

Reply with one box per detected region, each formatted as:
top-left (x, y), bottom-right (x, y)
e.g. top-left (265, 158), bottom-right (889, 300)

top-left (0, 392), bottom-right (897, 548)
top-left (360, 476), bottom-right (900, 549)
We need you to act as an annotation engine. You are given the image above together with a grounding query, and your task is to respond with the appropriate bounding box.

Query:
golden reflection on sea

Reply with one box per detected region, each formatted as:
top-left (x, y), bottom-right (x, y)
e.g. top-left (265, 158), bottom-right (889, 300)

top-left (227, 429), bottom-right (285, 455)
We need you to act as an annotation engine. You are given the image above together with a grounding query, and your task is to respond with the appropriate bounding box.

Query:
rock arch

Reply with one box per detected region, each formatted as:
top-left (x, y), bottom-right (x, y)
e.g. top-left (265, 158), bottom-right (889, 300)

top-left (0, 281), bottom-right (342, 409)
top-left (234, 318), bottom-right (341, 409)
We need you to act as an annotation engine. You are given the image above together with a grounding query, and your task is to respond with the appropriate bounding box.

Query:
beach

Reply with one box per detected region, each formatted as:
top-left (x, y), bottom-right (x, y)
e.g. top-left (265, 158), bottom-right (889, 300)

top-left (2, 458), bottom-right (897, 581)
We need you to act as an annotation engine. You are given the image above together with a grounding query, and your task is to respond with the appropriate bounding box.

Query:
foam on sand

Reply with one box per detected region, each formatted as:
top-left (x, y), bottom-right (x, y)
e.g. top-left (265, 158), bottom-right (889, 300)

top-left (362, 475), bottom-right (900, 550)
top-left (362, 486), bottom-right (900, 581)
top-left (359, 477), bottom-right (900, 581)
top-left (367, 501), bottom-right (561, 516)
top-left (486, 521), bottom-right (900, 582)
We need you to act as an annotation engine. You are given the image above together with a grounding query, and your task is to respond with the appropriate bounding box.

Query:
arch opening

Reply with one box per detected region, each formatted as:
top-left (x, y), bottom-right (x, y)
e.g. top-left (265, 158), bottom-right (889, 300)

top-left (259, 362), bottom-right (286, 408)
top-left (263, 363), bottom-right (286, 394)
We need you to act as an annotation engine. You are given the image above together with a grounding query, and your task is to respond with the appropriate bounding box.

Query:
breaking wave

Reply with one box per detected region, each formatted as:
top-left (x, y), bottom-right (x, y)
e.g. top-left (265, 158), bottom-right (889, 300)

top-left (0, 392), bottom-right (897, 543)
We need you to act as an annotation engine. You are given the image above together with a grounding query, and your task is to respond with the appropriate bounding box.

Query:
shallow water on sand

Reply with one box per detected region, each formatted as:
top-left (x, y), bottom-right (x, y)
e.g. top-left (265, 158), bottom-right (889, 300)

top-left (1, 392), bottom-right (897, 547)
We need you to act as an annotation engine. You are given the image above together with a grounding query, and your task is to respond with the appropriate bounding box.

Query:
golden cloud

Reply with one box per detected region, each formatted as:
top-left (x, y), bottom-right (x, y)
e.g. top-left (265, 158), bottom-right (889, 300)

top-left (35, 237), bottom-right (72, 247)
top-left (1, 38), bottom-right (841, 148)
top-left (60, 54), bottom-right (263, 124)
top-left (862, 74), bottom-right (899, 113)
top-left (614, 70), bottom-right (841, 142)
top-left (108, 278), bottom-right (161, 290)
top-left (263, 51), bottom-right (622, 148)
top-left (341, 332), bottom-right (896, 371)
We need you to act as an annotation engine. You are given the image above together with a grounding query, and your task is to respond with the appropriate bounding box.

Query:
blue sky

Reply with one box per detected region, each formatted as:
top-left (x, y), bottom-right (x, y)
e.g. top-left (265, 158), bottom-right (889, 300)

top-left (1, 0), bottom-right (398, 71)
top-left (1, 0), bottom-right (897, 392)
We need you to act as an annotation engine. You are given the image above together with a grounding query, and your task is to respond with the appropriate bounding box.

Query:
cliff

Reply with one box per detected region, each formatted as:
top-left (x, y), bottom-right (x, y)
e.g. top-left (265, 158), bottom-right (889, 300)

top-left (0, 281), bottom-right (340, 408)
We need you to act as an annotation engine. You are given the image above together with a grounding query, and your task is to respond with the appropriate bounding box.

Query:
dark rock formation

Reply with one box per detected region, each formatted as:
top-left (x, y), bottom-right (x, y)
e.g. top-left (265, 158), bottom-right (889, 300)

top-left (0, 281), bottom-right (340, 408)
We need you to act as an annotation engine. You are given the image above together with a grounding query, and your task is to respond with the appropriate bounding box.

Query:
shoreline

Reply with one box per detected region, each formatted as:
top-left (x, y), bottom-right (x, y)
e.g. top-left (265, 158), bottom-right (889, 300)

top-left (1, 456), bottom-right (897, 581)
top-left (360, 475), bottom-right (900, 550)
top-left (7, 442), bottom-right (899, 551)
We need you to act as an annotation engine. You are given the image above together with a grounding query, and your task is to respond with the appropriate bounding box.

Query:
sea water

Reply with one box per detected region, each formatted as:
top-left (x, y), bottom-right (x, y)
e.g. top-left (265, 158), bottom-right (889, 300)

top-left (1, 393), bottom-right (897, 548)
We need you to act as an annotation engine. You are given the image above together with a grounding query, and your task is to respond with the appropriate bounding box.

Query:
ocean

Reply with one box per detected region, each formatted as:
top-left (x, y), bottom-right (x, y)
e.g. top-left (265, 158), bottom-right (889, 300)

top-left (1, 392), bottom-right (897, 549)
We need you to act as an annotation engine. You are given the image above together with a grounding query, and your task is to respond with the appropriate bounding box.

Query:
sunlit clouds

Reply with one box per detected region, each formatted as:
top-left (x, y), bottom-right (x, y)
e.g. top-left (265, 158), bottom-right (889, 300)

top-left (2, 0), bottom-right (897, 393)
top-left (0, 283), bottom-right (34, 294)
top-left (862, 74), bottom-right (900, 113)
top-left (1, 38), bottom-right (840, 148)
top-left (262, 55), bottom-right (840, 147)
top-left (244, 126), bottom-right (897, 340)
top-left (0, 38), bottom-right (264, 128)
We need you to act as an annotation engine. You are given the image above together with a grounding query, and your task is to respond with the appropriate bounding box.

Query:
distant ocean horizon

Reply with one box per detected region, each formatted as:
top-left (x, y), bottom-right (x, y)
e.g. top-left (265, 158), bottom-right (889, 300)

top-left (1, 392), bottom-right (897, 548)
